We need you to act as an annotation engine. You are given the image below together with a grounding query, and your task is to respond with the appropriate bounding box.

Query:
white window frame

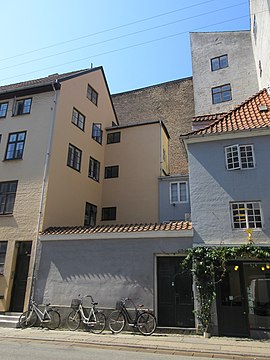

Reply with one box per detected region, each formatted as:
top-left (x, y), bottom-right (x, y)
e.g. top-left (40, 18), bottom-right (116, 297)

top-left (170, 181), bottom-right (188, 204)
top-left (230, 201), bottom-right (263, 230)
top-left (225, 144), bottom-right (255, 170)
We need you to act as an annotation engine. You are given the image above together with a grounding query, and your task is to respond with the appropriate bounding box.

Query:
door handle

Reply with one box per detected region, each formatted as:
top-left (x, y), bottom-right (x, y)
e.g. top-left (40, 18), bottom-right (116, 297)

top-left (171, 282), bottom-right (174, 287)
top-left (243, 312), bottom-right (246, 315)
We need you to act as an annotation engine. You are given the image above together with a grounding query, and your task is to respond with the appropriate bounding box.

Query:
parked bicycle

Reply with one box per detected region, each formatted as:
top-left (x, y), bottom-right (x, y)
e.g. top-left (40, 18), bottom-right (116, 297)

top-left (108, 298), bottom-right (156, 336)
top-left (66, 295), bottom-right (106, 334)
top-left (19, 299), bottom-right (61, 330)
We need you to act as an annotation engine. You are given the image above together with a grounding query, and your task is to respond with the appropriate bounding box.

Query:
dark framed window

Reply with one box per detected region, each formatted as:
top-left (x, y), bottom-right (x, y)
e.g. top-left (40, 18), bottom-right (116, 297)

top-left (84, 202), bottom-right (97, 226)
top-left (0, 102), bottom-right (8, 118)
top-left (107, 132), bottom-right (121, 144)
top-left (0, 242), bottom-right (7, 274)
top-left (72, 108), bottom-right (85, 131)
top-left (104, 165), bottom-right (119, 179)
top-left (13, 98), bottom-right (32, 115)
top-left (92, 123), bottom-right (103, 144)
top-left (67, 144), bottom-right (82, 172)
top-left (89, 157), bottom-right (100, 181)
top-left (5, 131), bottom-right (26, 160)
top-left (0, 181), bottom-right (18, 215)
top-left (102, 207), bottom-right (116, 221)
top-left (87, 84), bottom-right (98, 106)
top-left (212, 84), bottom-right (232, 104)
top-left (211, 55), bottom-right (228, 71)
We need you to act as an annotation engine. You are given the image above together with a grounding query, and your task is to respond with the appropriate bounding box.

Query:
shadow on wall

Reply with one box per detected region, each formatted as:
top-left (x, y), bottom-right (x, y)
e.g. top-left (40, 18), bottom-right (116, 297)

top-left (34, 239), bottom-right (156, 309)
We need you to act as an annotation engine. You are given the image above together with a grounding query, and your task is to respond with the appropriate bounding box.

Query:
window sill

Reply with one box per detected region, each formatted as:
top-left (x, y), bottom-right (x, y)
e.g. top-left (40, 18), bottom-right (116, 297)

top-left (0, 214), bottom-right (13, 217)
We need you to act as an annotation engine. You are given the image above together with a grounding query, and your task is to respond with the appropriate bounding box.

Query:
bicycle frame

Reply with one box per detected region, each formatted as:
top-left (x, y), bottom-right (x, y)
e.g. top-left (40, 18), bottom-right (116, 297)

top-left (30, 301), bottom-right (53, 322)
top-left (119, 299), bottom-right (144, 326)
top-left (77, 303), bottom-right (97, 324)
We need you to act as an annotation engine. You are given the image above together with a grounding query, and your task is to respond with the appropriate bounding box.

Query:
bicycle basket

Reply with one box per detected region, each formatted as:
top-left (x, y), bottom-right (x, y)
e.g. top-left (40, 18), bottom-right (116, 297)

top-left (71, 299), bottom-right (81, 309)
top-left (115, 300), bottom-right (123, 310)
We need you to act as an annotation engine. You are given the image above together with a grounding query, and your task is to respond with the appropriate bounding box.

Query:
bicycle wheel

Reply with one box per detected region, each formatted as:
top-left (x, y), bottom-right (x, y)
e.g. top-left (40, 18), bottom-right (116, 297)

top-left (108, 310), bottom-right (125, 334)
top-left (137, 312), bottom-right (156, 335)
top-left (90, 312), bottom-right (106, 334)
top-left (19, 310), bottom-right (37, 328)
top-left (45, 310), bottom-right (61, 330)
top-left (67, 310), bottom-right (81, 331)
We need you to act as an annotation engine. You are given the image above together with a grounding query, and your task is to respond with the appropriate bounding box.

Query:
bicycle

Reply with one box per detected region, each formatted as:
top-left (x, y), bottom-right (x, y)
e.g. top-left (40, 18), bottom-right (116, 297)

top-left (66, 295), bottom-right (106, 334)
top-left (19, 299), bottom-right (61, 330)
top-left (108, 298), bottom-right (156, 336)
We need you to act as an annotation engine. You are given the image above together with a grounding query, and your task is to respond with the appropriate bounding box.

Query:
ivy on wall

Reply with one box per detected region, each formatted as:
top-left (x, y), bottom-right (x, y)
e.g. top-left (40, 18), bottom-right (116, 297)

top-left (182, 244), bottom-right (270, 333)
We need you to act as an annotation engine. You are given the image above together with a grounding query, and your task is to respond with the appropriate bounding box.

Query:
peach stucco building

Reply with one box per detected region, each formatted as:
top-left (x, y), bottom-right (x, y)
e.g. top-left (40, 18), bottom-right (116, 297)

top-left (0, 67), bottom-right (169, 313)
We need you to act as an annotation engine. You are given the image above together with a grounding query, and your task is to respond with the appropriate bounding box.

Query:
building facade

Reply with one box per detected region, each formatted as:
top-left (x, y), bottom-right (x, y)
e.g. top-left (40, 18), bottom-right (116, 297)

top-left (182, 89), bottom-right (270, 338)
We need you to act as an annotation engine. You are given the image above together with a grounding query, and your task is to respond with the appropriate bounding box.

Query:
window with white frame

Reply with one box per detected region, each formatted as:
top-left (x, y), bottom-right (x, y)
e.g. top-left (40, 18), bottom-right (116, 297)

top-left (170, 182), bottom-right (188, 203)
top-left (225, 144), bottom-right (255, 170)
top-left (231, 202), bottom-right (262, 229)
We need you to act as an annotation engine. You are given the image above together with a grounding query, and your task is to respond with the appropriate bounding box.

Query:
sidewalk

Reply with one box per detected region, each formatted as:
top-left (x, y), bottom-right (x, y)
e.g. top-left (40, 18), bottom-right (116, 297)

top-left (0, 327), bottom-right (270, 359)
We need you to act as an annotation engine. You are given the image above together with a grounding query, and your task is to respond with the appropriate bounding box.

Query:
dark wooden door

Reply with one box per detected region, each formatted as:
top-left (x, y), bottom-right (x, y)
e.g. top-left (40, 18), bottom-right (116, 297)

top-left (9, 242), bottom-right (32, 312)
top-left (157, 256), bottom-right (195, 327)
top-left (216, 263), bottom-right (249, 337)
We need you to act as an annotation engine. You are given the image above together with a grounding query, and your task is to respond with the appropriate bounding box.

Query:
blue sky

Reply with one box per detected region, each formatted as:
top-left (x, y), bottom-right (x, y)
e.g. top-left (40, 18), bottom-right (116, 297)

top-left (0, 0), bottom-right (250, 93)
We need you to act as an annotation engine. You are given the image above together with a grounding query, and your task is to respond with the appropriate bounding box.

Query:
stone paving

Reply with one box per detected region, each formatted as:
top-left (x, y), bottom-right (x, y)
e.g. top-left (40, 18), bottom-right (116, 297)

top-left (0, 327), bottom-right (270, 359)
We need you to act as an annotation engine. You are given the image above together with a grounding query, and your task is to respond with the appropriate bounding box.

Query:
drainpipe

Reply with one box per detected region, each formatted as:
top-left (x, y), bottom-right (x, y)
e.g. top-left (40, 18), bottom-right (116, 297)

top-left (29, 81), bottom-right (59, 304)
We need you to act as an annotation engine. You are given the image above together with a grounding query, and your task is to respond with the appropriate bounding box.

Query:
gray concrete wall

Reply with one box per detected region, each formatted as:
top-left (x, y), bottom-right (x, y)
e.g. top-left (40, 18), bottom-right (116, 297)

top-left (35, 236), bottom-right (193, 312)
top-left (190, 31), bottom-right (259, 116)
top-left (250, 0), bottom-right (270, 89)
top-left (159, 176), bottom-right (191, 222)
top-left (187, 134), bottom-right (270, 245)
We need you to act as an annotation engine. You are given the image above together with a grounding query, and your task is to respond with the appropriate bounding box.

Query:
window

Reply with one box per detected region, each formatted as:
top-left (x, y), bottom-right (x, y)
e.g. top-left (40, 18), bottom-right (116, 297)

top-left (5, 131), bottom-right (26, 160)
top-left (170, 182), bottom-right (188, 203)
top-left (231, 202), bottom-right (262, 229)
top-left (89, 157), bottom-right (100, 181)
top-left (107, 132), bottom-right (121, 144)
top-left (253, 14), bottom-right (257, 41)
top-left (0, 102), bottom-right (8, 118)
top-left (87, 84), bottom-right (98, 106)
top-left (102, 207), bottom-right (116, 221)
top-left (72, 108), bottom-right (85, 131)
top-left (212, 84), bottom-right (232, 104)
top-left (67, 144), bottom-right (82, 172)
top-left (211, 55), bottom-right (228, 71)
top-left (84, 202), bottom-right (97, 226)
top-left (225, 144), bottom-right (255, 170)
top-left (92, 123), bottom-right (103, 144)
top-left (105, 165), bottom-right (119, 179)
top-left (13, 98), bottom-right (32, 115)
top-left (0, 181), bottom-right (18, 215)
top-left (0, 242), bottom-right (7, 274)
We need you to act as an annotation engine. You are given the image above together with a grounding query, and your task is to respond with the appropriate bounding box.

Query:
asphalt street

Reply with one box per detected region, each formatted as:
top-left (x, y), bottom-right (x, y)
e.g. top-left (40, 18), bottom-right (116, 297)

top-left (0, 338), bottom-right (229, 360)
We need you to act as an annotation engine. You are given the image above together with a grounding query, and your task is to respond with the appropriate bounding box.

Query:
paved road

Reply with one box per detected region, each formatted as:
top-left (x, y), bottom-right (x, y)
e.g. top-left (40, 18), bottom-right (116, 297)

top-left (0, 338), bottom-right (229, 360)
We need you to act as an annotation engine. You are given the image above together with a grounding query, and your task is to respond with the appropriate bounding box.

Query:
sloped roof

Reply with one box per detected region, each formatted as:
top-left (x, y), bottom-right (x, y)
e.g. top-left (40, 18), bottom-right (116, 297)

top-left (42, 221), bottom-right (192, 236)
top-left (192, 113), bottom-right (227, 123)
top-left (182, 88), bottom-right (270, 137)
top-left (0, 68), bottom-right (97, 94)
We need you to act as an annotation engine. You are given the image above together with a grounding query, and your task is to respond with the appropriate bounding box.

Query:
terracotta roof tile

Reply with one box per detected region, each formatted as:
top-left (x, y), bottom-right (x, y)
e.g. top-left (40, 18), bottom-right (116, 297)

top-left (42, 221), bottom-right (192, 236)
top-left (182, 89), bottom-right (270, 137)
top-left (192, 113), bottom-right (227, 123)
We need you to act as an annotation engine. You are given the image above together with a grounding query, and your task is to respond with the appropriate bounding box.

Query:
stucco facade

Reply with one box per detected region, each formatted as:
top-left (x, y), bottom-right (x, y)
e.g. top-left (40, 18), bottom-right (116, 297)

top-left (250, 0), bottom-right (270, 89)
top-left (190, 31), bottom-right (259, 116)
top-left (112, 77), bottom-right (194, 175)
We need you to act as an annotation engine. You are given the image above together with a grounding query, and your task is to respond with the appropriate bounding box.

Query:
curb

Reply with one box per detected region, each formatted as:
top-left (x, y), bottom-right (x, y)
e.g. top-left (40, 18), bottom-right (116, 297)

top-left (0, 334), bottom-right (269, 360)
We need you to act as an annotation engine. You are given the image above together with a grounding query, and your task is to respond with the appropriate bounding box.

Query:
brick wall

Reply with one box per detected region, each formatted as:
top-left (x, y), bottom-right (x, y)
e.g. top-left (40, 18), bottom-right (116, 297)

top-left (112, 77), bottom-right (194, 175)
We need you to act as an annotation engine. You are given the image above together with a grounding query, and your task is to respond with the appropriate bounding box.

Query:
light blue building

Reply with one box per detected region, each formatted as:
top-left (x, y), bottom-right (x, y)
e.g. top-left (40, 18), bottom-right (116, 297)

top-left (182, 88), bottom-right (270, 338)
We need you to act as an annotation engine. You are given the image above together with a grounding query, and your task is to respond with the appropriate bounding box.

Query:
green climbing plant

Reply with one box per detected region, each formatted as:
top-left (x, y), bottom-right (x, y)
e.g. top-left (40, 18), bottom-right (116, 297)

top-left (182, 244), bottom-right (270, 333)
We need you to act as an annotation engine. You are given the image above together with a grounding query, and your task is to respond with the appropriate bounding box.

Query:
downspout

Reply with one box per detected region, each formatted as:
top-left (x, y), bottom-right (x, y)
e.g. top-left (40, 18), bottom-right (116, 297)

top-left (29, 81), bottom-right (59, 303)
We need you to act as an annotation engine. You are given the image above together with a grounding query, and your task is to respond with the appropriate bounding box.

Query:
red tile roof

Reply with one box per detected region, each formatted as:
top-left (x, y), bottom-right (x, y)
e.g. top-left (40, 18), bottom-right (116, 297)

top-left (192, 113), bottom-right (227, 123)
top-left (0, 68), bottom-right (96, 94)
top-left (183, 89), bottom-right (270, 137)
top-left (42, 221), bottom-right (192, 236)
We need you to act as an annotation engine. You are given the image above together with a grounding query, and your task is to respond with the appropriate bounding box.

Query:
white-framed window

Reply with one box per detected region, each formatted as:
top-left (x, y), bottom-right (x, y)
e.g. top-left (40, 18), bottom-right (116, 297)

top-left (170, 182), bottom-right (188, 204)
top-left (225, 144), bottom-right (255, 170)
top-left (231, 202), bottom-right (262, 229)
